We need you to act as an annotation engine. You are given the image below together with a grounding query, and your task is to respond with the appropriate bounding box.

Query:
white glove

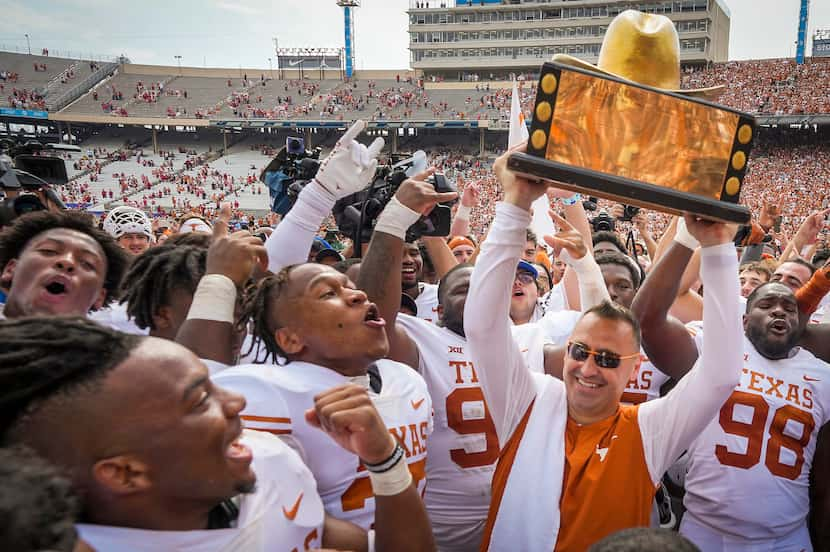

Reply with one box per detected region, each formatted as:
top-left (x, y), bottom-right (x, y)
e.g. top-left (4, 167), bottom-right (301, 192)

top-left (313, 120), bottom-right (384, 200)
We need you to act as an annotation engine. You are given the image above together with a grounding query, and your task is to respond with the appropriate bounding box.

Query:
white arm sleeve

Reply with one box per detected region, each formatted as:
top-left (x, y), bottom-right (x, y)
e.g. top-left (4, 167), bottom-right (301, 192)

top-left (639, 242), bottom-right (742, 483)
top-left (568, 253), bottom-right (611, 312)
top-left (264, 180), bottom-right (335, 273)
top-left (465, 202), bottom-right (539, 444)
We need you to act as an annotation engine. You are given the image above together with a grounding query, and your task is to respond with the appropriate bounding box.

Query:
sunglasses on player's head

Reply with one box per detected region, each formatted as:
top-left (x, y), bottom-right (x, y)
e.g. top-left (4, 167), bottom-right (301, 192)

top-left (566, 341), bottom-right (640, 369)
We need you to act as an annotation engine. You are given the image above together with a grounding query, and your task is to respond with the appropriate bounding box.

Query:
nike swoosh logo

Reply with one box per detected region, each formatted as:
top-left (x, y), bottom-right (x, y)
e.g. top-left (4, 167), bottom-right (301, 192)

top-left (282, 492), bottom-right (304, 520)
top-left (804, 375), bottom-right (821, 382)
top-left (289, 59), bottom-right (305, 66)
top-left (411, 398), bottom-right (425, 410)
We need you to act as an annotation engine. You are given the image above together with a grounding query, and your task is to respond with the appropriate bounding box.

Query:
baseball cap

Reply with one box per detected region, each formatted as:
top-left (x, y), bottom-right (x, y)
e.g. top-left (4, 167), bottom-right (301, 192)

top-left (315, 248), bottom-right (344, 263)
top-left (517, 260), bottom-right (538, 279)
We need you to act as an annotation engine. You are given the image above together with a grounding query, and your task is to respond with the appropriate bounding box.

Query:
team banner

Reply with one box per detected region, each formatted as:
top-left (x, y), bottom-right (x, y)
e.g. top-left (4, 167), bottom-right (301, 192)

top-left (508, 62), bottom-right (757, 223)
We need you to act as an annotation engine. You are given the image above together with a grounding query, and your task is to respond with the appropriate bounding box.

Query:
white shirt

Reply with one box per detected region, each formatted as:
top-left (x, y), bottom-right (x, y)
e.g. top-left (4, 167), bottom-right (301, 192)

top-left (78, 431), bottom-right (324, 551)
top-left (414, 282), bottom-right (439, 323)
top-left (213, 359), bottom-right (432, 530)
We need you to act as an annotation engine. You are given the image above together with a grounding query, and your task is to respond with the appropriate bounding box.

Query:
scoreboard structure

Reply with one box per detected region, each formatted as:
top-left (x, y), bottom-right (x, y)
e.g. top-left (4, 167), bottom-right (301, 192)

top-left (275, 47), bottom-right (344, 79)
top-left (814, 29), bottom-right (830, 58)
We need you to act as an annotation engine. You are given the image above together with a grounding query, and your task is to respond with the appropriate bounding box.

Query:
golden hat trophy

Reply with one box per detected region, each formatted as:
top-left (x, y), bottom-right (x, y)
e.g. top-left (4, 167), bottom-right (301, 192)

top-left (508, 10), bottom-right (755, 223)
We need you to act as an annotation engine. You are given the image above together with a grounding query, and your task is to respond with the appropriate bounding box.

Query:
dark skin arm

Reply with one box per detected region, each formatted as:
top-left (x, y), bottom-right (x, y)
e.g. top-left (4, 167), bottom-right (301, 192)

top-left (810, 423), bottom-right (830, 550)
top-left (800, 325), bottom-right (830, 364)
top-left (630, 240), bottom-right (700, 379)
top-left (311, 384), bottom-right (436, 552)
top-left (358, 230), bottom-right (420, 368)
top-left (176, 215), bottom-right (268, 364)
top-left (357, 170), bottom-right (457, 370)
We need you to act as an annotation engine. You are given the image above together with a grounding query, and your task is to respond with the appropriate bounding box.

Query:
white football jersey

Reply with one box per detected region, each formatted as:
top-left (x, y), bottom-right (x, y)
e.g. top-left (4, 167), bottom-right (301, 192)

top-left (397, 313), bottom-right (499, 551)
top-left (414, 282), bottom-right (439, 323)
top-left (682, 334), bottom-right (830, 540)
top-left (89, 302), bottom-right (147, 335)
top-left (213, 359), bottom-right (431, 530)
top-left (622, 354), bottom-right (672, 406)
top-left (77, 430), bottom-right (325, 552)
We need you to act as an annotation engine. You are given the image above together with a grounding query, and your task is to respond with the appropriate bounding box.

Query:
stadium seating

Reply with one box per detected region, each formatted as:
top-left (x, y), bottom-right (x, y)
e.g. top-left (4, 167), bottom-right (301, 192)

top-left (5, 51), bottom-right (829, 120)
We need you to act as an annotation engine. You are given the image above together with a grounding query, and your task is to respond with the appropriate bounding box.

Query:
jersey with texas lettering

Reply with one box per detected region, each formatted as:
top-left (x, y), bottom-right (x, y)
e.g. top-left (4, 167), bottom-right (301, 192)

top-left (622, 354), bottom-right (672, 406)
top-left (683, 334), bottom-right (830, 540)
top-left (213, 360), bottom-right (432, 530)
top-left (398, 313), bottom-right (542, 551)
top-left (78, 430), bottom-right (324, 552)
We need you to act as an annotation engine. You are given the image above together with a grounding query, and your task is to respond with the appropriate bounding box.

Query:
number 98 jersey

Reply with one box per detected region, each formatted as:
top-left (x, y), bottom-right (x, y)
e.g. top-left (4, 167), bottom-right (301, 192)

top-left (682, 334), bottom-right (830, 541)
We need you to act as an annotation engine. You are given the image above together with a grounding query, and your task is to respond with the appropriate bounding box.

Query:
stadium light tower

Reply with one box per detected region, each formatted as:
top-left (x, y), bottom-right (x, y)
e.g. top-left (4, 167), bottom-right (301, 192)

top-left (336, 0), bottom-right (360, 79)
top-left (796, 0), bottom-right (810, 64)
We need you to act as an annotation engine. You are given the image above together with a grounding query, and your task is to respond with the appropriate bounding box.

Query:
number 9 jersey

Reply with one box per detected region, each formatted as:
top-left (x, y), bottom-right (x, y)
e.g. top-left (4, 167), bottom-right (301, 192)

top-left (681, 333), bottom-right (830, 547)
top-left (398, 313), bottom-right (520, 551)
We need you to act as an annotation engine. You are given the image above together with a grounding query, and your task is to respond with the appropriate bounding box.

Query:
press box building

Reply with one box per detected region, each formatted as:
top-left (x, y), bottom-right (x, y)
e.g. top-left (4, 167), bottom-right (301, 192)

top-left (408, 0), bottom-right (731, 79)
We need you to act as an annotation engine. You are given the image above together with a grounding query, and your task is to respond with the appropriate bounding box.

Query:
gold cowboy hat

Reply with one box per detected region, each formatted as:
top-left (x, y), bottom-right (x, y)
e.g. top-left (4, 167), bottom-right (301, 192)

top-left (551, 9), bottom-right (723, 98)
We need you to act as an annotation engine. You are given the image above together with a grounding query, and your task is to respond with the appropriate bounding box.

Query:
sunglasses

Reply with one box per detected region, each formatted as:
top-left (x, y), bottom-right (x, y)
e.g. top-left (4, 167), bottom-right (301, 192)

top-left (567, 341), bottom-right (640, 369)
top-left (514, 271), bottom-right (536, 285)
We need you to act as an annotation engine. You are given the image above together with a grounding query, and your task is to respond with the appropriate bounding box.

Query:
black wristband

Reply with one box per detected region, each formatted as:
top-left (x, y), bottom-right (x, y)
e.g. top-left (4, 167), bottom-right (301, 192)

top-left (363, 443), bottom-right (404, 474)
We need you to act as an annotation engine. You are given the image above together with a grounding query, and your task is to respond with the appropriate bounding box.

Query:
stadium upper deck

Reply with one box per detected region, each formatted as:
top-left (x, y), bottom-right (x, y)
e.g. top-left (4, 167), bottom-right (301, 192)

top-left (1, 51), bottom-right (829, 131)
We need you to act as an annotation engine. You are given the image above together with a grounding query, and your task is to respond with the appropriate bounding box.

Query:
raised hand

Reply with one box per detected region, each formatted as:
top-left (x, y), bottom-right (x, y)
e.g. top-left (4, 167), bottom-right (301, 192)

top-left (758, 201), bottom-right (781, 232)
top-left (632, 211), bottom-right (650, 234)
top-left (684, 214), bottom-right (738, 248)
top-left (305, 384), bottom-right (396, 465)
top-left (543, 210), bottom-right (588, 260)
top-left (794, 208), bottom-right (830, 247)
top-left (206, 217), bottom-right (268, 288)
top-left (314, 120), bottom-right (385, 200)
top-left (459, 177), bottom-right (480, 208)
top-left (395, 168), bottom-right (459, 216)
top-left (493, 141), bottom-right (548, 211)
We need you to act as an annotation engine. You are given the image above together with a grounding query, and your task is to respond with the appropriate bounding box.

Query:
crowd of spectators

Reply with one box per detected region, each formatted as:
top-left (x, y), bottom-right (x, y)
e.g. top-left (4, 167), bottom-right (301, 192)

top-left (5, 87), bottom-right (45, 109)
top-left (683, 57), bottom-right (830, 115)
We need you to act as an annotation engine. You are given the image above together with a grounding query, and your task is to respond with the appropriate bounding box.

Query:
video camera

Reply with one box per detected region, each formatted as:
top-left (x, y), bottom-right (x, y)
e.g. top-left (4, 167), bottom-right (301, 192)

top-left (261, 136), bottom-right (323, 215)
top-left (332, 151), bottom-right (457, 246)
top-left (262, 143), bottom-right (457, 247)
top-left (0, 139), bottom-right (69, 227)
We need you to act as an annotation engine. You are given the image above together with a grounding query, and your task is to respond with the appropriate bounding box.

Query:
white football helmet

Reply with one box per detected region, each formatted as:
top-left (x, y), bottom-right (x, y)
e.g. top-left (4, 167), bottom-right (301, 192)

top-left (103, 206), bottom-right (152, 239)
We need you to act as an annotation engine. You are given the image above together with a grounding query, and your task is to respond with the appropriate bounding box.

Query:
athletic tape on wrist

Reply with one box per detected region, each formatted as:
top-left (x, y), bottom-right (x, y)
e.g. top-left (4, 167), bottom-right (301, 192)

top-left (185, 274), bottom-right (237, 323)
top-left (374, 196), bottom-right (421, 240)
top-left (455, 204), bottom-right (471, 221)
top-left (674, 217), bottom-right (700, 251)
top-left (367, 454), bottom-right (413, 496)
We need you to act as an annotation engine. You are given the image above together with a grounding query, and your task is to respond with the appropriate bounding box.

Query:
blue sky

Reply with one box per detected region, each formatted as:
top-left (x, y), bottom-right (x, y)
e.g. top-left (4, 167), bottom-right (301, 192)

top-left (0, 0), bottom-right (828, 69)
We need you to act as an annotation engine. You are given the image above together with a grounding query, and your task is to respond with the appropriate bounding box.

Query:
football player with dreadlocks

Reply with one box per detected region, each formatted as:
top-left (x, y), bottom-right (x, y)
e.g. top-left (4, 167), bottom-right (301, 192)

top-left (0, 316), bottom-right (434, 552)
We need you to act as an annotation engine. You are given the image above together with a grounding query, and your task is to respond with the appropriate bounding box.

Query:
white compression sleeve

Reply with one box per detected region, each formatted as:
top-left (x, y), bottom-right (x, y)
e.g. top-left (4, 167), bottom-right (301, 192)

top-left (264, 180), bottom-right (335, 273)
top-left (639, 242), bottom-right (742, 483)
top-left (565, 252), bottom-right (611, 312)
top-left (465, 202), bottom-right (539, 444)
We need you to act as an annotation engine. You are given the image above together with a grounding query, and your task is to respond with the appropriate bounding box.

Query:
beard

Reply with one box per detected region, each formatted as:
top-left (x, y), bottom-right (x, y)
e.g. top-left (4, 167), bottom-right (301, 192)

top-left (746, 322), bottom-right (800, 359)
